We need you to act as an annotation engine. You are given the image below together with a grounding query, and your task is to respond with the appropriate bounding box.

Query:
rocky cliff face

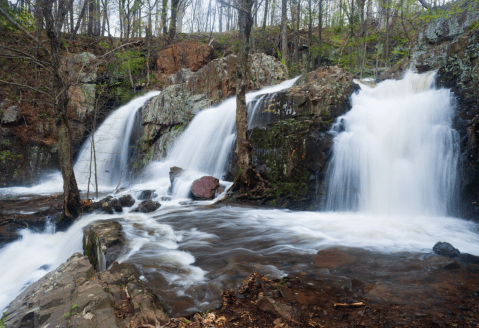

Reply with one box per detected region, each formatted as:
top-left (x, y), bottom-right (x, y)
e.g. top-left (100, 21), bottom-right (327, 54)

top-left (0, 52), bottom-right (97, 188)
top-left (245, 67), bottom-right (355, 209)
top-left (133, 53), bottom-right (287, 168)
top-left (381, 1), bottom-right (479, 218)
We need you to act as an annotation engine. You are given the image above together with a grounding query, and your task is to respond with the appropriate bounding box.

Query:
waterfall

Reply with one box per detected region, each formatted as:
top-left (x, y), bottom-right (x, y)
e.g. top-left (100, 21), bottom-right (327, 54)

top-left (139, 78), bottom-right (299, 198)
top-left (324, 71), bottom-right (459, 216)
top-left (74, 91), bottom-right (161, 189)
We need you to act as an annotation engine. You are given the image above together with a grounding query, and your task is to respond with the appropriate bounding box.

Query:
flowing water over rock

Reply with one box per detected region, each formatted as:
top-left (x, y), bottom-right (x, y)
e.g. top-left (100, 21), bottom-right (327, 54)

top-left (325, 71), bottom-right (459, 216)
top-left (1, 72), bottom-right (478, 318)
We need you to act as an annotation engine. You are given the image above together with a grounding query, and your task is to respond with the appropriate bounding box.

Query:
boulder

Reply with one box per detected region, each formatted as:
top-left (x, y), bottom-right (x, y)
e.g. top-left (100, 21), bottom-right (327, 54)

top-left (433, 241), bottom-right (479, 265)
top-left (191, 176), bottom-right (220, 200)
top-left (137, 190), bottom-right (158, 200)
top-left (132, 200), bottom-right (161, 213)
top-left (83, 220), bottom-right (125, 271)
top-left (4, 253), bottom-right (170, 328)
top-left (1, 105), bottom-right (21, 124)
top-left (118, 194), bottom-right (135, 207)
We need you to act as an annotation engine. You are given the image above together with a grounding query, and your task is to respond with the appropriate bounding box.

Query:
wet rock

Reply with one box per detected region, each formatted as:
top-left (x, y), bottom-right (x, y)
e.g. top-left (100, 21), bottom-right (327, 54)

top-left (191, 176), bottom-right (220, 200)
top-left (137, 190), bottom-right (158, 200)
top-left (118, 194), bottom-right (135, 207)
top-left (169, 166), bottom-right (184, 194)
top-left (132, 200), bottom-right (161, 213)
top-left (433, 242), bottom-right (479, 265)
top-left (83, 220), bottom-right (125, 271)
top-left (433, 242), bottom-right (461, 258)
top-left (5, 253), bottom-right (169, 328)
top-left (1, 105), bottom-right (21, 124)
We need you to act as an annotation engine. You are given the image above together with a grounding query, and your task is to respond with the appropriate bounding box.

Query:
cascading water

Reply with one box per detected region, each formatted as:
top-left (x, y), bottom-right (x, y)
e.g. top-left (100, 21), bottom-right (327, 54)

top-left (1, 72), bottom-right (479, 317)
top-left (324, 71), bottom-right (459, 216)
top-left (74, 91), bottom-right (161, 188)
top-left (137, 78), bottom-right (299, 198)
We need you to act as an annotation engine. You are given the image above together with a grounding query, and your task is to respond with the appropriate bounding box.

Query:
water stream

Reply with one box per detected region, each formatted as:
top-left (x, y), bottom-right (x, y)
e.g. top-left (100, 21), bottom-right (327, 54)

top-left (1, 72), bottom-right (478, 315)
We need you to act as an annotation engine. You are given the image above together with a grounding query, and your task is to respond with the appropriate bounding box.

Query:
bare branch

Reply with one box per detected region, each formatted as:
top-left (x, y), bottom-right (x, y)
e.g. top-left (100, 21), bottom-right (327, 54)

top-left (0, 79), bottom-right (53, 99)
top-left (217, 0), bottom-right (249, 14)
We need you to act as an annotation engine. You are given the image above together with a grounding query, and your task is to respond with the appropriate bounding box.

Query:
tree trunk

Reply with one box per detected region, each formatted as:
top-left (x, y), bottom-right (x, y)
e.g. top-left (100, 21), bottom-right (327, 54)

top-left (176, 0), bottom-right (185, 33)
top-left (168, 0), bottom-right (179, 41)
top-left (262, 0), bottom-right (268, 30)
top-left (280, 0), bottom-right (288, 69)
top-left (161, 0), bottom-right (167, 34)
top-left (233, 0), bottom-right (265, 192)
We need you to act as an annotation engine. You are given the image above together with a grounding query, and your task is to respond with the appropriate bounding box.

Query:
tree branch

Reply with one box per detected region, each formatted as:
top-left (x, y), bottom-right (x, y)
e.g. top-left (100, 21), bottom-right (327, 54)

top-left (0, 79), bottom-right (53, 99)
top-left (0, 7), bottom-right (50, 55)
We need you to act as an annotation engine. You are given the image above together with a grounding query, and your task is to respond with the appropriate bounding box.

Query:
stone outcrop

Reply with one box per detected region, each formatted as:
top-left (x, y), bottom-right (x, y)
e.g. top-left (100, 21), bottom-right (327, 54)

top-left (156, 41), bottom-right (215, 85)
top-left (1, 105), bottom-right (21, 124)
top-left (64, 52), bottom-right (97, 120)
top-left (4, 253), bottom-right (170, 328)
top-left (234, 66), bottom-right (355, 209)
top-left (134, 53), bottom-right (287, 168)
top-left (380, 1), bottom-right (479, 219)
top-left (191, 176), bottom-right (220, 200)
top-left (83, 220), bottom-right (125, 271)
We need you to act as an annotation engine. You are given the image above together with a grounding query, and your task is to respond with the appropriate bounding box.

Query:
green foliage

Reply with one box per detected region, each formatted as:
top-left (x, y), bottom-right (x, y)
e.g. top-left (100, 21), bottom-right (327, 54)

top-left (0, 312), bottom-right (6, 328)
top-left (0, 5), bottom-right (35, 32)
top-left (115, 49), bottom-right (145, 77)
top-left (0, 150), bottom-right (22, 164)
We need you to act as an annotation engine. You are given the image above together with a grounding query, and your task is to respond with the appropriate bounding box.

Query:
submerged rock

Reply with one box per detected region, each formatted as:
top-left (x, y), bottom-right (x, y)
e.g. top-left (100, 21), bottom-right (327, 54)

top-left (168, 166), bottom-right (184, 194)
top-left (4, 253), bottom-right (169, 328)
top-left (132, 200), bottom-right (161, 213)
top-left (83, 220), bottom-right (125, 271)
top-left (137, 190), bottom-right (158, 200)
top-left (191, 176), bottom-right (220, 200)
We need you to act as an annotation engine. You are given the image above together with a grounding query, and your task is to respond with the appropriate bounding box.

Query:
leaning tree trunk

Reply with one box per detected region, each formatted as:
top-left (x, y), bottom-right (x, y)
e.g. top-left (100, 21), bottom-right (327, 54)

top-left (44, 0), bottom-right (81, 221)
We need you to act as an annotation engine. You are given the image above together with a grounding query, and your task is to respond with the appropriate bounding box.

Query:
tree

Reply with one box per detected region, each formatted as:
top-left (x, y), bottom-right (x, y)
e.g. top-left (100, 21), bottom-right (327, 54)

top-left (0, 0), bottom-right (82, 221)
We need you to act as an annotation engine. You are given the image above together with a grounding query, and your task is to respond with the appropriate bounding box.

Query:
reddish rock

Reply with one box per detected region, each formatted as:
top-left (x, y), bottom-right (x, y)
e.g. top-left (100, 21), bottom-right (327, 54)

top-left (156, 41), bottom-right (215, 85)
top-left (191, 176), bottom-right (220, 200)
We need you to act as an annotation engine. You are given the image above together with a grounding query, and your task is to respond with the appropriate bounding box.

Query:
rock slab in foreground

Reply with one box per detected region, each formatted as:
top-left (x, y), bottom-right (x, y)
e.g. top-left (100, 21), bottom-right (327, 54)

top-left (5, 253), bottom-right (169, 328)
top-left (191, 176), bottom-right (220, 200)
